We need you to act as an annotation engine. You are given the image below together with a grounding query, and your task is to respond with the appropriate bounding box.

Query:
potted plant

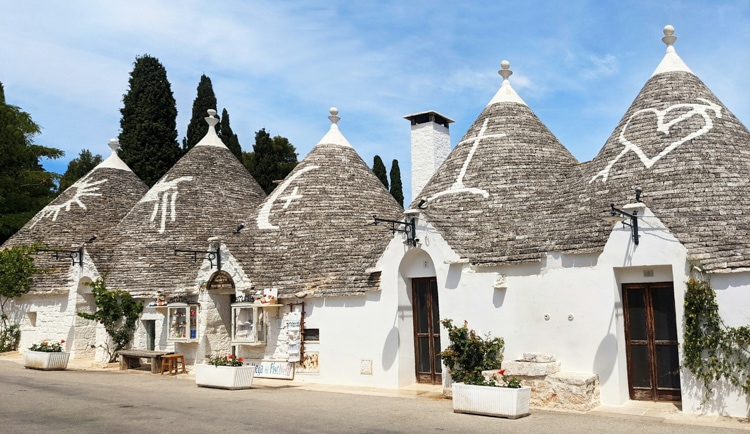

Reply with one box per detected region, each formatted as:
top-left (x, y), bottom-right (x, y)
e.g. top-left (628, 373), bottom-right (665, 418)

top-left (24, 339), bottom-right (70, 370)
top-left (194, 354), bottom-right (255, 390)
top-left (440, 319), bottom-right (531, 419)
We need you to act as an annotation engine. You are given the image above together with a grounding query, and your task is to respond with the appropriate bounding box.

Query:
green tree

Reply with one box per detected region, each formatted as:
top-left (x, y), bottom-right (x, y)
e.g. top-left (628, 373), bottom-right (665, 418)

top-left (219, 108), bottom-right (242, 161)
top-left (372, 155), bottom-right (388, 190)
top-left (78, 279), bottom-right (143, 362)
top-left (57, 149), bottom-right (103, 193)
top-left (0, 83), bottom-right (63, 243)
top-left (182, 74), bottom-right (218, 154)
top-left (0, 244), bottom-right (41, 351)
top-left (389, 159), bottom-right (404, 207)
top-left (242, 129), bottom-right (298, 194)
top-left (118, 54), bottom-right (180, 187)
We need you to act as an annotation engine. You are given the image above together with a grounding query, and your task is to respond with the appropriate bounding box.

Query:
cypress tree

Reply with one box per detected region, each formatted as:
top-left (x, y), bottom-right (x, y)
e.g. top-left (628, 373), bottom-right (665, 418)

top-left (57, 149), bottom-right (103, 193)
top-left (242, 128), bottom-right (298, 194)
top-left (0, 82), bottom-right (63, 243)
top-left (182, 74), bottom-right (218, 154)
top-left (372, 155), bottom-right (389, 190)
top-left (219, 108), bottom-right (242, 161)
top-left (118, 54), bottom-right (180, 187)
top-left (389, 159), bottom-right (404, 208)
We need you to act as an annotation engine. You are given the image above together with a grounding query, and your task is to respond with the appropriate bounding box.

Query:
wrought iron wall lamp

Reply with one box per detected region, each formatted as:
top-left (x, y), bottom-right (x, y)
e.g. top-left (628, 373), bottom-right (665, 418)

top-left (370, 215), bottom-right (419, 247)
top-left (174, 245), bottom-right (222, 270)
top-left (38, 235), bottom-right (97, 267)
top-left (604, 187), bottom-right (642, 245)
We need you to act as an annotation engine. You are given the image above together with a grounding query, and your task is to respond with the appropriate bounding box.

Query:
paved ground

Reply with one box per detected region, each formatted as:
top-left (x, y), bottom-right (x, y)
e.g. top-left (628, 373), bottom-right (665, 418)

top-left (1, 352), bottom-right (748, 433)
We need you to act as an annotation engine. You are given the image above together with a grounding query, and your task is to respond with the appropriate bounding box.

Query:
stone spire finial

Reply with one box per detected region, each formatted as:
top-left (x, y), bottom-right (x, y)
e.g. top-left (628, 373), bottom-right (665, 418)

top-left (662, 25), bottom-right (677, 52)
top-left (328, 107), bottom-right (340, 125)
top-left (498, 60), bottom-right (513, 80)
top-left (205, 109), bottom-right (219, 127)
top-left (108, 138), bottom-right (120, 152)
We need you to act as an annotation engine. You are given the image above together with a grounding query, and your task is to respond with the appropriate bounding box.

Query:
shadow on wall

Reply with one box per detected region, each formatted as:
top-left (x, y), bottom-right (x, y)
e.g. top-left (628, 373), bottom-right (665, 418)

top-left (445, 263), bottom-right (462, 290)
top-left (681, 369), bottom-right (731, 416)
top-left (592, 333), bottom-right (617, 384)
top-left (381, 326), bottom-right (399, 371)
top-left (492, 288), bottom-right (506, 308)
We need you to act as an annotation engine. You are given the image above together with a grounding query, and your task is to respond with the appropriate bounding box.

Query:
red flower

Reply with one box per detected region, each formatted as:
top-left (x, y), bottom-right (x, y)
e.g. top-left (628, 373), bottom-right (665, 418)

top-left (227, 355), bottom-right (234, 359)
top-left (60, 339), bottom-right (65, 343)
top-left (238, 357), bottom-right (244, 362)
top-left (498, 369), bottom-right (506, 375)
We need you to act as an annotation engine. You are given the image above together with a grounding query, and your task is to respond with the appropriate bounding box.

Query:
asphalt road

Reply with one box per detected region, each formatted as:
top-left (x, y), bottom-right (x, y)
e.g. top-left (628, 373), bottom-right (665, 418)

top-left (0, 360), bottom-right (745, 434)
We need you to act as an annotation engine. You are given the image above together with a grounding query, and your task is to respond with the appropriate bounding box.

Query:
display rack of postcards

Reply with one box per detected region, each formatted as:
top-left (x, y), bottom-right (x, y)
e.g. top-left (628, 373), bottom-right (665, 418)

top-left (167, 303), bottom-right (199, 342)
top-left (231, 302), bottom-right (282, 346)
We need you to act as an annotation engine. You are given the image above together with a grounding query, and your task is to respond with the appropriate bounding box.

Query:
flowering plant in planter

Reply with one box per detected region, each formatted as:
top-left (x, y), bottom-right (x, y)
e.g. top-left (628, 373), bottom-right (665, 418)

top-left (29, 339), bottom-right (65, 352)
top-left (491, 369), bottom-right (522, 388)
top-left (205, 354), bottom-right (244, 367)
top-left (440, 319), bottom-right (504, 386)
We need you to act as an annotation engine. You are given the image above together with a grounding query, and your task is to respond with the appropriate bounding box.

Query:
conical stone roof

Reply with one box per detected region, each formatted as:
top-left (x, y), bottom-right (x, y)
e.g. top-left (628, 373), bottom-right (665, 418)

top-left (578, 26), bottom-right (750, 272)
top-left (239, 108), bottom-right (403, 298)
top-left (414, 61), bottom-right (579, 266)
top-left (2, 139), bottom-right (148, 293)
top-left (104, 110), bottom-right (266, 296)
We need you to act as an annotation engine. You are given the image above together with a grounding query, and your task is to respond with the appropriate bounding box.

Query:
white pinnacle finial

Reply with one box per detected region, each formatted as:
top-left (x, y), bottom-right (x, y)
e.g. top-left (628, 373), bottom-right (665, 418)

top-left (662, 25), bottom-right (677, 52)
top-left (108, 138), bottom-right (120, 152)
top-left (498, 60), bottom-right (512, 80)
top-left (205, 109), bottom-right (219, 127)
top-left (328, 107), bottom-right (340, 125)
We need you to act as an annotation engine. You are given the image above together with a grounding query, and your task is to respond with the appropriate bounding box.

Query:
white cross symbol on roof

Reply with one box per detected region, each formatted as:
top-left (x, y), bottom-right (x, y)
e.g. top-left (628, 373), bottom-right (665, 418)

top-left (280, 186), bottom-right (303, 209)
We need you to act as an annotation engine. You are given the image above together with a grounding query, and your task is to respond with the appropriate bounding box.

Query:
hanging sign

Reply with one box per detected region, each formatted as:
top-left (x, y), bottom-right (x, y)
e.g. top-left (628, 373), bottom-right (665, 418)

top-left (206, 270), bottom-right (234, 292)
top-left (249, 360), bottom-right (295, 379)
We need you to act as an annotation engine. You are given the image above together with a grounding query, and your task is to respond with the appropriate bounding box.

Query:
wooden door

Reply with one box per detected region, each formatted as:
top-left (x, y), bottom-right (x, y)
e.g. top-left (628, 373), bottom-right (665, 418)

top-left (623, 282), bottom-right (681, 401)
top-left (412, 277), bottom-right (442, 384)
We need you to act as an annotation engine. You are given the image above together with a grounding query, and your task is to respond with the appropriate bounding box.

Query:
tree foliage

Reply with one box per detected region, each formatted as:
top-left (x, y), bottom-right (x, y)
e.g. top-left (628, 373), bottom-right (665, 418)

top-left (0, 83), bottom-right (63, 243)
top-left (57, 149), bottom-right (103, 193)
top-left (182, 74), bottom-right (218, 154)
top-left (440, 319), bottom-right (504, 385)
top-left (118, 55), bottom-right (180, 187)
top-left (77, 279), bottom-right (143, 363)
top-left (242, 128), bottom-right (298, 194)
top-left (389, 159), bottom-right (404, 208)
top-left (219, 108), bottom-right (242, 161)
top-left (372, 155), bottom-right (388, 190)
top-left (0, 244), bottom-right (41, 350)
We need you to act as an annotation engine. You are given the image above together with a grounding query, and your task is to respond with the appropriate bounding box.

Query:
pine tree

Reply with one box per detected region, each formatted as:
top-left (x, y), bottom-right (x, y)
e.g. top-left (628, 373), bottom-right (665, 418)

top-left (118, 54), bottom-right (180, 187)
top-left (219, 108), bottom-right (242, 161)
top-left (182, 74), bottom-right (218, 154)
top-left (57, 149), bottom-right (103, 193)
top-left (389, 159), bottom-right (404, 208)
top-left (242, 128), bottom-right (298, 194)
top-left (0, 82), bottom-right (63, 243)
top-left (372, 155), bottom-right (389, 190)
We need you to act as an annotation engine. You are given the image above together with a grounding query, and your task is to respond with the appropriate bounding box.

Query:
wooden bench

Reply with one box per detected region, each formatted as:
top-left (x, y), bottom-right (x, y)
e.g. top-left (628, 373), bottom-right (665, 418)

top-left (118, 350), bottom-right (173, 374)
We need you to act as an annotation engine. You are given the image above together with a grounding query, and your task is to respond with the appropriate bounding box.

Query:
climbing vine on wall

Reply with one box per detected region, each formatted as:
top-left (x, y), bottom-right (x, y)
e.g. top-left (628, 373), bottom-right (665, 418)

top-left (682, 272), bottom-right (750, 401)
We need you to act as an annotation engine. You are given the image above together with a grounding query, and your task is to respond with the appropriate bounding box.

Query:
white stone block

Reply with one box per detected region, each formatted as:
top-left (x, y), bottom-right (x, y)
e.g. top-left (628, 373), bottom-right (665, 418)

top-left (502, 360), bottom-right (560, 376)
top-left (522, 352), bottom-right (556, 362)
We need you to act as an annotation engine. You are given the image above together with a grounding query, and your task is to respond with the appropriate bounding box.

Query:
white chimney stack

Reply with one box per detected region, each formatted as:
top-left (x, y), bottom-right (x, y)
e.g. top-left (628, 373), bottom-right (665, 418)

top-left (404, 111), bottom-right (453, 203)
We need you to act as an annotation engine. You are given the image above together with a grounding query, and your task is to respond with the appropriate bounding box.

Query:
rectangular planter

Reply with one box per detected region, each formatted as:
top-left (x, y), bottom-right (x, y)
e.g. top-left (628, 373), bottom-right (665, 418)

top-left (452, 383), bottom-right (531, 419)
top-left (194, 364), bottom-right (255, 390)
top-left (24, 351), bottom-right (70, 371)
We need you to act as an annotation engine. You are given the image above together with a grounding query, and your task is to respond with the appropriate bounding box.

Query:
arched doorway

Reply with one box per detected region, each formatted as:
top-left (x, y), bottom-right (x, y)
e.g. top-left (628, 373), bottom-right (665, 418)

top-left (398, 249), bottom-right (441, 385)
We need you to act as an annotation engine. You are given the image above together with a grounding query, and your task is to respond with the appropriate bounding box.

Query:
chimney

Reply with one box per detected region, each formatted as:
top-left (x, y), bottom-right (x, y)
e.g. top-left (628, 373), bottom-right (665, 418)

top-left (404, 111), bottom-right (453, 203)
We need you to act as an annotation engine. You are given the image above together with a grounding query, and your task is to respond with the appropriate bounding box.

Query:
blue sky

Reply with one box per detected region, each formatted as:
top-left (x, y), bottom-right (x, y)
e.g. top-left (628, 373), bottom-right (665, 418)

top-left (1, 1), bottom-right (748, 201)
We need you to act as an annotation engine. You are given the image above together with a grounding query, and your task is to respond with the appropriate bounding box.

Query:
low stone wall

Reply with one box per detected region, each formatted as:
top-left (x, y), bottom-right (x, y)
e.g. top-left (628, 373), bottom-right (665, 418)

top-left (497, 353), bottom-right (600, 412)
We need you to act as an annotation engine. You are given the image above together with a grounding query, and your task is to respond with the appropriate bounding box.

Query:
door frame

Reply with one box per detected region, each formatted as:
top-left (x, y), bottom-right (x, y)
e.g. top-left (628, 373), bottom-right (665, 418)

top-left (411, 277), bottom-right (441, 384)
top-left (622, 282), bottom-right (681, 401)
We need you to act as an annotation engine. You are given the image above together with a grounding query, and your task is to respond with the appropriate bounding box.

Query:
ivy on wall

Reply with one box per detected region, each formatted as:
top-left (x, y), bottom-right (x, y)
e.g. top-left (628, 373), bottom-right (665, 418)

top-left (682, 272), bottom-right (750, 401)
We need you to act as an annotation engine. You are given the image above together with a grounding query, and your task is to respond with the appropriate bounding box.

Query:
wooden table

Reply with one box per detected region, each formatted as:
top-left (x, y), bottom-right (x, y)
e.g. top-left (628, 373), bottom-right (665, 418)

top-left (117, 350), bottom-right (173, 374)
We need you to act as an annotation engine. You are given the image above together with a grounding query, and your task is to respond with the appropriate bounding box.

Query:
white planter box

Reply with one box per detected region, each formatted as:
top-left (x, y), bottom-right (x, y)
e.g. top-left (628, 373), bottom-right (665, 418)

top-left (24, 351), bottom-right (70, 371)
top-left (452, 383), bottom-right (531, 419)
top-left (194, 364), bottom-right (255, 390)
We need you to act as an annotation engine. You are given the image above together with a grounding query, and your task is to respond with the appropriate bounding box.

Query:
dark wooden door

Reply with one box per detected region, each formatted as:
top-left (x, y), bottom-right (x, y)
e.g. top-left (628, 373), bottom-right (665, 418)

top-left (623, 282), bottom-right (681, 401)
top-left (412, 277), bottom-right (442, 384)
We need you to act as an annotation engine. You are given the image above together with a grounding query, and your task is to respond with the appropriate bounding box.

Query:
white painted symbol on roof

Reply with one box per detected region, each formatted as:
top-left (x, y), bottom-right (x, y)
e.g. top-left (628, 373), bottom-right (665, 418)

top-left (257, 165), bottom-right (320, 230)
top-left (29, 175), bottom-right (106, 228)
top-left (428, 118), bottom-right (499, 201)
top-left (138, 175), bottom-right (193, 234)
top-left (280, 186), bottom-right (303, 209)
top-left (591, 98), bottom-right (722, 183)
